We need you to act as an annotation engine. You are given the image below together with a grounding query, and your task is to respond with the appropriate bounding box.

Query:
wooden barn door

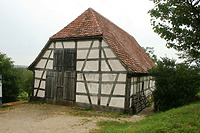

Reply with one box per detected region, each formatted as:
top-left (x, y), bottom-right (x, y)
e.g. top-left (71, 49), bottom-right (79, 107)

top-left (45, 49), bottom-right (76, 105)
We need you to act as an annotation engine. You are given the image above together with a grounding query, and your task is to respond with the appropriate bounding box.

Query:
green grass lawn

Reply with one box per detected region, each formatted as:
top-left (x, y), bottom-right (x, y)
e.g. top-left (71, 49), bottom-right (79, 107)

top-left (95, 102), bottom-right (200, 133)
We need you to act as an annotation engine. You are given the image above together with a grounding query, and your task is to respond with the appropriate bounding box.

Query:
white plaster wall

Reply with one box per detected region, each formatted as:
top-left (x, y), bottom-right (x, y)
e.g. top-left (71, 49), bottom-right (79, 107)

top-left (76, 95), bottom-right (89, 103)
top-left (46, 60), bottom-right (53, 69)
top-left (83, 61), bottom-right (98, 71)
top-left (77, 50), bottom-right (88, 59)
top-left (102, 40), bottom-right (108, 47)
top-left (84, 73), bottom-right (99, 81)
top-left (88, 83), bottom-right (98, 94)
top-left (63, 41), bottom-right (75, 48)
top-left (76, 61), bottom-right (84, 71)
top-left (101, 84), bottom-right (112, 94)
top-left (102, 48), bottom-right (116, 58)
top-left (38, 90), bottom-right (45, 97)
top-left (76, 82), bottom-right (87, 93)
top-left (110, 97), bottom-right (124, 108)
top-left (49, 42), bottom-right (54, 48)
top-left (88, 49), bottom-right (99, 58)
top-left (55, 42), bottom-right (63, 48)
top-left (36, 59), bottom-right (46, 68)
top-left (77, 40), bottom-right (99, 48)
top-left (33, 90), bottom-right (45, 98)
top-left (100, 97), bottom-right (109, 106)
top-left (40, 81), bottom-right (46, 89)
top-left (113, 84), bottom-right (125, 95)
top-left (34, 79), bottom-right (40, 88)
top-left (43, 50), bottom-right (51, 58)
top-left (102, 74), bottom-right (117, 81)
top-left (101, 60), bottom-right (110, 71)
top-left (35, 70), bottom-right (43, 78)
top-left (108, 60), bottom-right (126, 71)
top-left (102, 74), bottom-right (126, 82)
top-left (91, 96), bottom-right (98, 105)
top-left (42, 71), bottom-right (46, 79)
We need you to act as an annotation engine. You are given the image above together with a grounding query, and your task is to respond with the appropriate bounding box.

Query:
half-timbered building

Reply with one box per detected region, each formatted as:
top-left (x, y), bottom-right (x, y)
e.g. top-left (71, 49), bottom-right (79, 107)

top-left (28, 8), bottom-right (156, 114)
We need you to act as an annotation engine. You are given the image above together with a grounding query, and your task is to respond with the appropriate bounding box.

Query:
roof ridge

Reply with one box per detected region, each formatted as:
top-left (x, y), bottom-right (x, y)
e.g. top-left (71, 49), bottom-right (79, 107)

top-left (89, 8), bottom-right (103, 35)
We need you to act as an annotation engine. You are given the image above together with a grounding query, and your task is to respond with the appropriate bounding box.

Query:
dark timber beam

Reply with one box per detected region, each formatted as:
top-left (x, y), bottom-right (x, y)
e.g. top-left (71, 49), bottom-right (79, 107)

top-left (98, 39), bottom-right (102, 106)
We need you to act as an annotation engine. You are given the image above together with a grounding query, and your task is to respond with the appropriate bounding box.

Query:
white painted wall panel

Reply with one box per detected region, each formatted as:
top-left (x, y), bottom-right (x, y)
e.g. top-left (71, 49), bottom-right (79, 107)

top-left (35, 70), bottom-right (43, 78)
top-left (76, 82), bottom-right (86, 93)
top-left (93, 40), bottom-right (99, 47)
top-left (88, 49), bottom-right (99, 58)
top-left (77, 41), bottom-right (91, 48)
top-left (101, 74), bottom-right (126, 82)
top-left (102, 40), bottom-right (108, 47)
top-left (113, 84), bottom-right (126, 95)
top-left (37, 90), bottom-right (45, 97)
top-left (84, 61), bottom-right (98, 71)
top-left (76, 61), bottom-right (84, 71)
top-left (43, 50), bottom-right (51, 58)
top-left (90, 96), bottom-right (98, 105)
top-left (46, 60), bottom-right (53, 69)
top-left (63, 41), bottom-right (75, 48)
top-left (102, 74), bottom-right (116, 81)
top-left (108, 60), bottom-right (126, 71)
top-left (100, 97), bottom-right (109, 106)
top-left (76, 95), bottom-right (89, 103)
top-left (55, 42), bottom-right (63, 48)
top-left (49, 43), bottom-right (54, 48)
top-left (101, 60), bottom-right (110, 71)
top-left (103, 48), bottom-right (116, 58)
top-left (42, 71), bottom-right (46, 79)
top-left (34, 79), bottom-right (40, 88)
top-left (40, 81), bottom-right (45, 89)
top-left (84, 73), bottom-right (99, 81)
top-left (110, 97), bottom-right (124, 108)
top-left (101, 84), bottom-right (112, 94)
top-left (77, 73), bottom-right (83, 81)
top-left (36, 59), bottom-right (46, 68)
top-left (77, 50), bottom-right (88, 59)
top-left (88, 83), bottom-right (98, 94)
top-left (118, 74), bottom-right (126, 82)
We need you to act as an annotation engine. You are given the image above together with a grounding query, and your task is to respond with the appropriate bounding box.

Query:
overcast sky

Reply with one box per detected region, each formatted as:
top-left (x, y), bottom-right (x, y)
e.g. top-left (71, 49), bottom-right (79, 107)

top-left (0, 0), bottom-right (180, 66)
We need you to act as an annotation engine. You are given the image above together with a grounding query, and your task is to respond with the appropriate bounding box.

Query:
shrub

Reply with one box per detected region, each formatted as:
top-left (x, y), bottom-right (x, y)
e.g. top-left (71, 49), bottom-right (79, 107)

top-left (149, 57), bottom-right (200, 112)
top-left (0, 53), bottom-right (20, 103)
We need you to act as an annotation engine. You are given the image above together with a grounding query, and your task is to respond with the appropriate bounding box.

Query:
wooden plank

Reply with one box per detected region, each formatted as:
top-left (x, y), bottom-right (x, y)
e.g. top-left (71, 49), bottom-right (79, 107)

top-left (82, 73), bottom-right (92, 106)
top-left (77, 57), bottom-right (118, 61)
top-left (80, 40), bottom-right (94, 72)
top-left (98, 40), bottom-right (102, 106)
top-left (76, 92), bottom-right (125, 98)
top-left (61, 42), bottom-right (64, 49)
top-left (124, 73), bottom-right (131, 113)
top-left (76, 80), bottom-right (126, 84)
top-left (77, 71), bottom-right (127, 74)
top-left (106, 73), bottom-right (119, 106)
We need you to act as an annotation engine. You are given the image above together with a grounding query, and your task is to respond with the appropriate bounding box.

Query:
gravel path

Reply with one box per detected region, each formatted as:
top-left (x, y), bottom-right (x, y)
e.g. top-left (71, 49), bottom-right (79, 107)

top-left (0, 103), bottom-right (154, 133)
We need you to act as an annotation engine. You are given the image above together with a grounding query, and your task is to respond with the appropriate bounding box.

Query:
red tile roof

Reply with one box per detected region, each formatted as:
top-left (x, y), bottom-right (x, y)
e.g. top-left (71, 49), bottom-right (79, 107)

top-left (52, 8), bottom-right (156, 73)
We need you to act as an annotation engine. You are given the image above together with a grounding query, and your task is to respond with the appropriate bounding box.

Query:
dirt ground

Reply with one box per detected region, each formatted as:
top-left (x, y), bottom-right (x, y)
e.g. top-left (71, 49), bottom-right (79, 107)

top-left (0, 103), bottom-right (154, 133)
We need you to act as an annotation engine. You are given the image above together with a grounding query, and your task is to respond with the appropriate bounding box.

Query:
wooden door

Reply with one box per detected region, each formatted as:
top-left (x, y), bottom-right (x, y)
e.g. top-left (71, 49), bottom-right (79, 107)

top-left (45, 48), bottom-right (76, 105)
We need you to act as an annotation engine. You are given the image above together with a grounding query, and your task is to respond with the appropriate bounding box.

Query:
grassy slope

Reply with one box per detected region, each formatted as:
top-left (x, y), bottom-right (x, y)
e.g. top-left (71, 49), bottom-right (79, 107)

top-left (96, 102), bottom-right (200, 133)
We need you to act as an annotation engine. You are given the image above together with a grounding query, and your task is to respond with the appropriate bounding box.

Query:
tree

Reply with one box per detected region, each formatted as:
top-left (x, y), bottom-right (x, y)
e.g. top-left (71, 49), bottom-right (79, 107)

top-left (0, 53), bottom-right (20, 103)
top-left (143, 47), bottom-right (158, 63)
top-left (149, 0), bottom-right (200, 65)
top-left (14, 67), bottom-right (33, 99)
top-left (149, 57), bottom-right (200, 112)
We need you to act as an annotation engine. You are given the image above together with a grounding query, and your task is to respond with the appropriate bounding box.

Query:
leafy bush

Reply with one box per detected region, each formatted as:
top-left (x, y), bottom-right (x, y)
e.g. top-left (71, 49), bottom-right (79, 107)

top-left (14, 67), bottom-right (33, 99)
top-left (0, 53), bottom-right (20, 103)
top-left (149, 57), bottom-right (200, 112)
